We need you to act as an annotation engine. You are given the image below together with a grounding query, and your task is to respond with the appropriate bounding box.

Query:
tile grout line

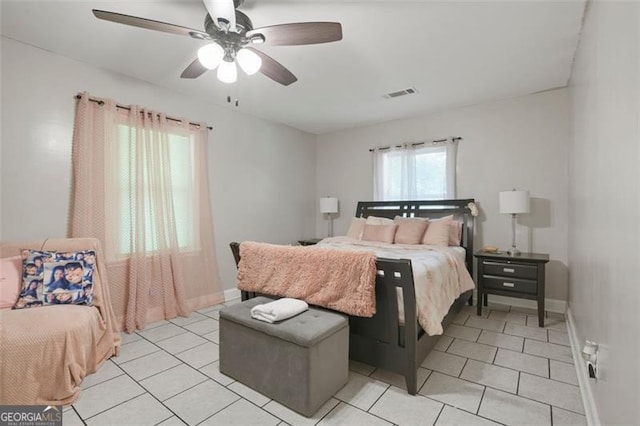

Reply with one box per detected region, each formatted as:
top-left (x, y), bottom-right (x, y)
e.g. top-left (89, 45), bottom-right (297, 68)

top-left (79, 361), bottom-right (125, 391)
top-left (139, 311), bottom-right (219, 346)
top-left (78, 308), bottom-right (227, 424)
top-left (476, 386), bottom-right (487, 415)
top-left (70, 405), bottom-right (87, 426)
top-left (119, 332), bottom-right (214, 382)
top-left (337, 398), bottom-right (395, 425)
top-left (431, 404), bottom-right (446, 425)
top-left (77, 307), bottom-right (237, 425)
top-left (80, 305), bottom-right (581, 425)
top-left (80, 358), bottom-right (189, 424)
top-left (112, 346), bottom-right (163, 367)
top-left (467, 353), bottom-right (579, 388)
top-left (365, 382), bottom-right (391, 413)
top-left (79, 391), bottom-right (156, 422)
top-left (427, 358), bottom-right (583, 412)
top-left (194, 397), bottom-right (275, 426)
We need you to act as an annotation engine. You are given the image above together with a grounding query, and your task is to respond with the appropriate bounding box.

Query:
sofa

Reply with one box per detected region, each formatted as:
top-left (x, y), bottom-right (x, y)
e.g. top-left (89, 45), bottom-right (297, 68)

top-left (0, 238), bottom-right (120, 405)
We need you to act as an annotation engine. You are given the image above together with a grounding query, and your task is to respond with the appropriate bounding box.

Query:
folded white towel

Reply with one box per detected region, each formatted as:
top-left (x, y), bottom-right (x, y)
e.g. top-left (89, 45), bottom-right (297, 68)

top-left (250, 298), bottom-right (309, 323)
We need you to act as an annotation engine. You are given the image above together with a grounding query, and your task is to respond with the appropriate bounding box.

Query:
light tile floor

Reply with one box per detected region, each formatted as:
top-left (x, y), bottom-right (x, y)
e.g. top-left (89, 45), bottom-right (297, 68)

top-left (65, 301), bottom-right (586, 425)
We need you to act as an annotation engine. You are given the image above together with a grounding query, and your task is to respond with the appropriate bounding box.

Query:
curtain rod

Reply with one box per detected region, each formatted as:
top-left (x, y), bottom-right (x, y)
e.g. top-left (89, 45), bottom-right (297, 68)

top-left (369, 136), bottom-right (462, 152)
top-left (75, 95), bottom-right (213, 130)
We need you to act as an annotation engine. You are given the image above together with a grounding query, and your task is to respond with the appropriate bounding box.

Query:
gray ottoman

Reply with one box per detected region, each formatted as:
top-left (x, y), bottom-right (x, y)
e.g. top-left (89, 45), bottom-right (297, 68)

top-left (219, 297), bottom-right (349, 417)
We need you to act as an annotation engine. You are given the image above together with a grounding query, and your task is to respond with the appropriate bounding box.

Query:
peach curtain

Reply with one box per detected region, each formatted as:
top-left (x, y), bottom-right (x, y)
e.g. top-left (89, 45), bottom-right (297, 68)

top-left (70, 92), bottom-right (224, 332)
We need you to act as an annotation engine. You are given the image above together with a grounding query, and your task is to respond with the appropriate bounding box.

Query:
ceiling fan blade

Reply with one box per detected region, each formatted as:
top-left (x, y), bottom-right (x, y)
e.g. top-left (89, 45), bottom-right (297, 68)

top-left (180, 58), bottom-right (208, 79)
top-left (247, 22), bottom-right (342, 46)
top-left (93, 9), bottom-right (209, 39)
top-left (246, 48), bottom-right (297, 86)
top-left (202, 0), bottom-right (236, 32)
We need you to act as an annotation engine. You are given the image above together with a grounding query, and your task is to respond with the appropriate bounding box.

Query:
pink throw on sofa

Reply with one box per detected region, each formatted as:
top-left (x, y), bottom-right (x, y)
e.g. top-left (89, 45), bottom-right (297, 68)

top-left (0, 238), bottom-right (120, 405)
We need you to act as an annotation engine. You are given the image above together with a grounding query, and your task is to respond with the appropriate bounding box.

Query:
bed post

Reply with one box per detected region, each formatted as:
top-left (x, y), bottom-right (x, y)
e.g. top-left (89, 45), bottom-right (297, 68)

top-left (229, 242), bottom-right (256, 301)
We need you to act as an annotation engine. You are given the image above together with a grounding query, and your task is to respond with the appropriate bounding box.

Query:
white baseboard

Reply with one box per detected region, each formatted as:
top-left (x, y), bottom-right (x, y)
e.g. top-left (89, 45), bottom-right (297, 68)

top-left (473, 291), bottom-right (567, 313)
top-left (224, 288), bottom-right (241, 302)
top-left (566, 307), bottom-right (600, 425)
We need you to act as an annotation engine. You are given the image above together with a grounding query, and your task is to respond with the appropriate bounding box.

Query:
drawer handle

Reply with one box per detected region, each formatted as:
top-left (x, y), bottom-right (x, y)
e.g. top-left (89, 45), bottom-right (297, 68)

top-left (502, 282), bottom-right (515, 288)
top-left (503, 268), bottom-right (515, 273)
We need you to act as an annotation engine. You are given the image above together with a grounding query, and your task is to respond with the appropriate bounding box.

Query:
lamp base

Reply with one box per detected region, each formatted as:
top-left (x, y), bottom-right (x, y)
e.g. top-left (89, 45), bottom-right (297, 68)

top-left (326, 213), bottom-right (334, 238)
top-left (507, 247), bottom-right (521, 256)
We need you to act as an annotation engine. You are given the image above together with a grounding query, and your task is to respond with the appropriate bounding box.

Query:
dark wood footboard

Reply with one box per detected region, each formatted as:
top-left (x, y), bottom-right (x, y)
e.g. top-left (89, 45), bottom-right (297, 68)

top-left (348, 257), bottom-right (420, 392)
top-left (348, 256), bottom-right (471, 394)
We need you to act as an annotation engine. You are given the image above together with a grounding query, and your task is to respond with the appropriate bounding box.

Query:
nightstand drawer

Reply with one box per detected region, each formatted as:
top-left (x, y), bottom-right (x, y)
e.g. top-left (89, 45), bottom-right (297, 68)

top-left (483, 275), bottom-right (537, 294)
top-left (482, 261), bottom-right (537, 279)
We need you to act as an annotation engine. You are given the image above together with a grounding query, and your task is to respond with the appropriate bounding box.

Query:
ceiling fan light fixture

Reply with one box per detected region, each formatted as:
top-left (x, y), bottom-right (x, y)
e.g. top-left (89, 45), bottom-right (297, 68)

top-left (197, 43), bottom-right (224, 69)
top-left (217, 59), bottom-right (237, 83)
top-left (237, 48), bottom-right (262, 75)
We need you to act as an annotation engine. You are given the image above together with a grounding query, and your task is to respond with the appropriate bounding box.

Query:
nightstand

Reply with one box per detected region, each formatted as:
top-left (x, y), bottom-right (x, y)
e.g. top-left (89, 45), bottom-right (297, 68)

top-left (475, 251), bottom-right (550, 327)
top-left (298, 238), bottom-right (322, 246)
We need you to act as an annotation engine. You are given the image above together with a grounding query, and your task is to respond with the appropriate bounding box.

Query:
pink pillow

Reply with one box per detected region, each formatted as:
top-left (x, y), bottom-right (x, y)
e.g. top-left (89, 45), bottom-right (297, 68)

top-left (365, 216), bottom-right (394, 225)
top-left (0, 256), bottom-right (22, 309)
top-left (393, 216), bottom-right (429, 245)
top-left (346, 217), bottom-right (366, 239)
top-left (362, 224), bottom-right (397, 244)
top-left (422, 215), bottom-right (453, 246)
top-left (449, 220), bottom-right (463, 246)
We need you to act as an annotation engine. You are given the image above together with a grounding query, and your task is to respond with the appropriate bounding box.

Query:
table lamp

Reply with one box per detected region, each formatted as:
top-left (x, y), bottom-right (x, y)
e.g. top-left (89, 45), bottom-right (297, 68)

top-left (499, 189), bottom-right (530, 256)
top-left (320, 197), bottom-right (339, 237)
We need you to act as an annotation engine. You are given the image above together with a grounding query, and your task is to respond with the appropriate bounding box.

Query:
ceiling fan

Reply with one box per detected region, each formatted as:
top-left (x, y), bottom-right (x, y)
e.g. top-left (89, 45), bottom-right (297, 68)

top-left (92, 0), bottom-right (343, 86)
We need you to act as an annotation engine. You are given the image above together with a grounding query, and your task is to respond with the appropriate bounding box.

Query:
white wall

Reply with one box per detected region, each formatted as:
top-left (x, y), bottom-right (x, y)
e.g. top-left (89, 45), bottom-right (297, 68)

top-left (316, 89), bottom-right (570, 302)
top-left (568, 1), bottom-right (640, 424)
top-left (0, 37), bottom-right (317, 292)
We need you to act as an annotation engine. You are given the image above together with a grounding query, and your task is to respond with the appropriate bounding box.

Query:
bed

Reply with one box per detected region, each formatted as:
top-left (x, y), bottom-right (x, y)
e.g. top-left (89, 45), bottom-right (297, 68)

top-left (230, 198), bottom-right (476, 395)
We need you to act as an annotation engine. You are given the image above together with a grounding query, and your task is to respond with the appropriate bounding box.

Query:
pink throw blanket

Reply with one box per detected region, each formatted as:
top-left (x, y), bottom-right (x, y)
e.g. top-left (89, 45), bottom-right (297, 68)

top-left (237, 242), bottom-right (377, 317)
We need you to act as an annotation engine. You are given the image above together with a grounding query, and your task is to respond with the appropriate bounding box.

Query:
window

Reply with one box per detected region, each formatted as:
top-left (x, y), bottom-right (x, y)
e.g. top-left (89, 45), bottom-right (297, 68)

top-left (113, 124), bottom-right (198, 255)
top-left (71, 93), bottom-right (223, 331)
top-left (372, 140), bottom-right (458, 201)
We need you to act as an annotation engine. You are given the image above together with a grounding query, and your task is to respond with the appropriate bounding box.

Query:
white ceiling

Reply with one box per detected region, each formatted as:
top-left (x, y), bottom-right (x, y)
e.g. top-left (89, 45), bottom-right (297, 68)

top-left (1, 0), bottom-right (586, 134)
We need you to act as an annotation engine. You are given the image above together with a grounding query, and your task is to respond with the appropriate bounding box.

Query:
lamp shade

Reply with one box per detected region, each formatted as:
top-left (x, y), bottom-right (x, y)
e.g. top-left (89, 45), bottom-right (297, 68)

top-left (197, 43), bottom-right (224, 70)
top-left (499, 190), bottom-right (530, 214)
top-left (217, 60), bottom-right (237, 83)
top-left (237, 48), bottom-right (262, 75)
top-left (319, 197), bottom-right (338, 214)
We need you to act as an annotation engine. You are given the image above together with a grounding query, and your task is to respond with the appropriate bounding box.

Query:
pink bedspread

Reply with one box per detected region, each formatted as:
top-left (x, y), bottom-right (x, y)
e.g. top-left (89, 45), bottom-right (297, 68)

top-left (317, 237), bottom-right (475, 335)
top-left (237, 241), bottom-right (377, 317)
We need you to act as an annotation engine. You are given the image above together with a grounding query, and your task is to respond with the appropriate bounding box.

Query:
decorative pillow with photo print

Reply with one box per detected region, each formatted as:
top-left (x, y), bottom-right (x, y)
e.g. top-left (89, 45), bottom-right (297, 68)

top-left (12, 249), bottom-right (53, 309)
top-left (42, 250), bottom-right (96, 307)
top-left (13, 249), bottom-right (96, 309)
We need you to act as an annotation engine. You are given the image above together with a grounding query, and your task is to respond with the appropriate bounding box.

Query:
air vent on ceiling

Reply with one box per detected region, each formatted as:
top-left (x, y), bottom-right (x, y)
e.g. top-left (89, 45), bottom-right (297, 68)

top-left (383, 87), bottom-right (419, 99)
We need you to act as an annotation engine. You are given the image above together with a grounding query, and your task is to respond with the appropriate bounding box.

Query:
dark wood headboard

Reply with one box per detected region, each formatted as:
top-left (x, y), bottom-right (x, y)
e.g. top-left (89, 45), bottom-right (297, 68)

top-left (355, 199), bottom-right (476, 276)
